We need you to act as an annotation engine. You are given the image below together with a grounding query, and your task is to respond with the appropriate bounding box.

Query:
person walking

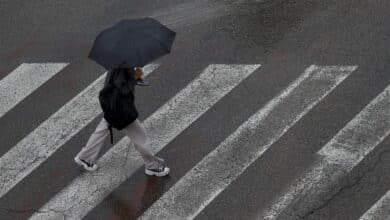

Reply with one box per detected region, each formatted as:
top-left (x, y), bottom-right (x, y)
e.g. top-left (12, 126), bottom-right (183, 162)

top-left (74, 17), bottom-right (175, 177)
top-left (74, 66), bottom-right (169, 176)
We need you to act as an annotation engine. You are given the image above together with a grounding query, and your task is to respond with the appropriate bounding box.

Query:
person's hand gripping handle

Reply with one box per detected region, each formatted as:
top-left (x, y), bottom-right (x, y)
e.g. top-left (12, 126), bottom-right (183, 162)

top-left (134, 67), bottom-right (150, 86)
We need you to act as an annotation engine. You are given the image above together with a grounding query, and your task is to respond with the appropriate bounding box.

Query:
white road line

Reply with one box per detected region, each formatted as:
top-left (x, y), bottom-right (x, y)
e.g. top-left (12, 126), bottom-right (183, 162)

top-left (0, 63), bottom-right (68, 118)
top-left (0, 64), bottom-right (158, 199)
top-left (154, 0), bottom-right (275, 30)
top-left (140, 65), bottom-right (356, 220)
top-left (360, 190), bottom-right (390, 220)
top-left (151, 1), bottom-right (243, 27)
top-left (261, 83), bottom-right (390, 220)
top-left (29, 64), bottom-right (261, 220)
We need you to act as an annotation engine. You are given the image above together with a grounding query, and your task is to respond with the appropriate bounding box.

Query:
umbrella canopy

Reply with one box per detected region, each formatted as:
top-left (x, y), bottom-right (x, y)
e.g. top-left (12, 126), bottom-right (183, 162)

top-left (89, 17), bottom-right (176, 70)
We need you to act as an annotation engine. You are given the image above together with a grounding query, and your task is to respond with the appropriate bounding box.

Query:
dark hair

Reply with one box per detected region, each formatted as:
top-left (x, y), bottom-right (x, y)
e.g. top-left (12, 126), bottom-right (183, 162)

top-left (113, 67), bottom-right (134, 81)
top-left (110, 67), bottom-right (136, 95)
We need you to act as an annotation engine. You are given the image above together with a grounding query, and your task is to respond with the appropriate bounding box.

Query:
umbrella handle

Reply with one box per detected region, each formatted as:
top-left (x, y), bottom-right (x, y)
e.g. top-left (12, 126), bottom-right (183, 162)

top-left (136, 78), bottom-right (151, 86)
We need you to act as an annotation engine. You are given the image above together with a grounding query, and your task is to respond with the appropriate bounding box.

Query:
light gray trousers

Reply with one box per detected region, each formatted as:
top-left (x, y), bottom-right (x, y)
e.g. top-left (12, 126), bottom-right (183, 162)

top-left (76, 117), bottom-right (163, 169)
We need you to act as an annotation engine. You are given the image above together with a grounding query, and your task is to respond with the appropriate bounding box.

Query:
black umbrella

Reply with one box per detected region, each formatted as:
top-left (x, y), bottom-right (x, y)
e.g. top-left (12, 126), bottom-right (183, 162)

top-left (89, 17), bottom-right (176, 70)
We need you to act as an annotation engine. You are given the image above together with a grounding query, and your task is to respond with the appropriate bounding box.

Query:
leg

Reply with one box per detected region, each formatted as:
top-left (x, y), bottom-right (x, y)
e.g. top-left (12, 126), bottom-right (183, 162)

top-left (122, 119), bottom-right (164, 169)
top-left (76, 117), bottom-right (109, 164)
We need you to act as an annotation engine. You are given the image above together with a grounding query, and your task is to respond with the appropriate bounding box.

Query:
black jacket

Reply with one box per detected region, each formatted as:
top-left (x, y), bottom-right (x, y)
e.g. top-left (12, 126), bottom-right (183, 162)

top-left (101, 68), bottom-right (138, 144)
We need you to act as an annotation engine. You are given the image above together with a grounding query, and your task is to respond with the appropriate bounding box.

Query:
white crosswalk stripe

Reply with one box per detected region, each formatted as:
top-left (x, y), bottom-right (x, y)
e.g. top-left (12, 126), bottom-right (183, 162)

top-left (28, 64), bottom-right (261, 220)
top-left (0, 63), bottom-right (68, 118)
top-left (359, 190), bottom-right (390, 220)
top-left (139, 65), bottom-right (357, 220)
top-left (260, 83), bottom-right (390, 220)
top-left (0, 64), bottom-right (159, 199)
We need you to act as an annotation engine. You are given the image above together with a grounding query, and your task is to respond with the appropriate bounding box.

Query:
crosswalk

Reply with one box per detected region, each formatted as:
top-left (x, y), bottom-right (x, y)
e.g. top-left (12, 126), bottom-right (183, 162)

top-left (139, 65), bottom-right (356, 219)
top-left (0, 60), bottom-right (389, 220)
top-left (29, 64), bottom-right (260, 219)
top-left (260, 83), bottom-right (390, 220)
top-left (0, 64), bottom-right (158, 199)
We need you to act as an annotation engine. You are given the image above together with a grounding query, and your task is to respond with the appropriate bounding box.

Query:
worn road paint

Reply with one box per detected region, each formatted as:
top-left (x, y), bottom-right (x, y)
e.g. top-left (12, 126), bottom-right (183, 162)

top-left (0, 63), bottom-right (68, 118)
top-left (29, 64), bottom-right (261, 220)
top-left (0, 64), bottom-right (158, 199)
top-left (359, 190), bottom-right (390, 220)
top-left (151, 1), bottom-right (242, 27)
top-left (261, 82), bottom-right (390, 220)
top-left (140, 65), bottom-right (356, 220)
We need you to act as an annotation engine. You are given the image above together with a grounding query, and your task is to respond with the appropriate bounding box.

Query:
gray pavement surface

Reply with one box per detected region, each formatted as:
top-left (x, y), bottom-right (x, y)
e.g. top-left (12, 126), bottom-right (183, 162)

top-left (0, 0), bottom-right (389, 219)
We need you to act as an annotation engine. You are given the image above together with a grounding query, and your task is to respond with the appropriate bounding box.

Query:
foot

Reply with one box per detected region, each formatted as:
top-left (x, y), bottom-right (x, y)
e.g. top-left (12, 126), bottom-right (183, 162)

top-left (136, 78), bottom-right (151, 86)
top-left (145, 166), bottom-right (170, 177)
top-left (74, 156), bottom-right (98, 171)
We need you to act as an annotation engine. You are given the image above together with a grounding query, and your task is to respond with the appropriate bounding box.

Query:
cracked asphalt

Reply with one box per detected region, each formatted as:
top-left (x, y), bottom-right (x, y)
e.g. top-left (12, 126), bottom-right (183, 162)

top-left (0, 0), bottom-right (390, 219)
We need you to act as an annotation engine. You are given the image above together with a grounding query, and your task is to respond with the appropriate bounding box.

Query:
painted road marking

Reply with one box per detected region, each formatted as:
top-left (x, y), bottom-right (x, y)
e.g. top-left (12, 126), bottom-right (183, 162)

top-left (0, 63), bottom-right (68, 118)
top-left (29, 64), bottom-right (261, 220)
top-left (261, 83), bottom-right (390, 220)
top-left (151, 1), bottom-right (246, 27)
top-left (140, 65), bottom-right (356, 220)
top-left (359, 190), bottom-right (390, 220)
top-left (0, 64), bottom-right (159, 199)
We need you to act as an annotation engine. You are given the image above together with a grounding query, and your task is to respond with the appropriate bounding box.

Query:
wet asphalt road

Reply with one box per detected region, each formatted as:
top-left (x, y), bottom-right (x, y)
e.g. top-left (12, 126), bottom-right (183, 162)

top-left (1, 0), bottom-right (390, 219)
